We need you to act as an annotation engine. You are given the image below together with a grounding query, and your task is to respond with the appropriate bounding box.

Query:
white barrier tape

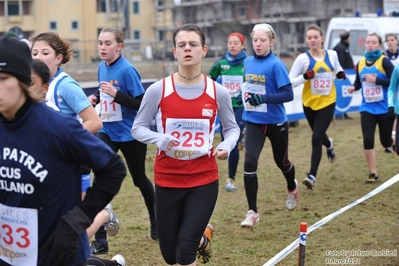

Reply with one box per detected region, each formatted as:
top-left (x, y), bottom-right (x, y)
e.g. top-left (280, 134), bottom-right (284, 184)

top-left (263, 173), bottom-right (399, 266)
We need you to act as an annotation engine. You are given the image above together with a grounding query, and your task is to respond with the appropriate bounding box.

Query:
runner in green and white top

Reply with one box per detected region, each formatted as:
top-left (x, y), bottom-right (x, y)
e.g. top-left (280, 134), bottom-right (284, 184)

top-left (208, 32), bottom-right (246, 191)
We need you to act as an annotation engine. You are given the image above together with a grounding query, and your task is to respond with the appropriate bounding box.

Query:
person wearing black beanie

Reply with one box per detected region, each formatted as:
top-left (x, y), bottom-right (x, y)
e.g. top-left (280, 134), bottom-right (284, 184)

top-left (0, 36), bottom-right (32, 86)
top-left (0, 36), bottom-right (40, 121)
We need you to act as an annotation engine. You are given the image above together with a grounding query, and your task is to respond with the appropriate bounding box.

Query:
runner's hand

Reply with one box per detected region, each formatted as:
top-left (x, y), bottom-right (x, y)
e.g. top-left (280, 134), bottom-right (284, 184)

top-left (245, 92), bottom-right (263, 106)
top-left (336, 71), bottom-right (346, 80)
top-left (303, 70), bottom-right (315, 80)
top-left (235, 91), bottom-right (243, 105)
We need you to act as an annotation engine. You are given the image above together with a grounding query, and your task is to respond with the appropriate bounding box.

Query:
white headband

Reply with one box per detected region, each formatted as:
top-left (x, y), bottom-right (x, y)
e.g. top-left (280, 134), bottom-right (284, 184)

top-left (252, 23), bottom-right (275, 38)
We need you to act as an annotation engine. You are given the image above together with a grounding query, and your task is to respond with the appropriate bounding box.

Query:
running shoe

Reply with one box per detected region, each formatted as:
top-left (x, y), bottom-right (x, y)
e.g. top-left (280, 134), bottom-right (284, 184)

top-left (303, 174), bottom-right (316, 190)
top-left (104, 203), bottom-right (120, 237)
top-left (385, 146), bottom-right (395, 153)
top-left (326, 138), bottom-right (335, 162)
top-left (225, 178), bottom-right (236, 191)
top-left (365, 173), bottom-right (380, 184)
top-left (286, 179), bottom-right (298, 210)
top-left (197, 224), bottom-right (214, 264)
top-left (240, 210), bottom-right (260, 227)
top-left (90, 239), bottom-right (108, 255)
top-left (111, 254), bottom-right (126, 266)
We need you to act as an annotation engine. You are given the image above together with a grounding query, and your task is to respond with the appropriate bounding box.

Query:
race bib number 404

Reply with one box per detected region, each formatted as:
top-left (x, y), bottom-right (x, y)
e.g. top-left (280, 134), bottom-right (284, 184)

top-left (165, 118), bottom-right (210, 160)
top-left (0, 203), bottom-right (38, 265)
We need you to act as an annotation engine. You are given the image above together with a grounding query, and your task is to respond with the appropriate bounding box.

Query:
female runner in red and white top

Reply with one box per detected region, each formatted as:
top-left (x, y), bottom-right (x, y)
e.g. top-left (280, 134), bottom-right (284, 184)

top-left (132, 24), bottom-right (240, 266)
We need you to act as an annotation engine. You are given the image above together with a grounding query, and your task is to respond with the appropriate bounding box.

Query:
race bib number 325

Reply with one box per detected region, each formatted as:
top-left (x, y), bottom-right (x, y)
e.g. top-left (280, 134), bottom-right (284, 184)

top-left (165, 118), bottom-right (210, 160)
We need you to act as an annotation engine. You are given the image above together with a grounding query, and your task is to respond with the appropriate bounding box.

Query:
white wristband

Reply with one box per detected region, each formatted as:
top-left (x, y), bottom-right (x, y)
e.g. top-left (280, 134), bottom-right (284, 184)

top-left (392, 131), bottom-right (396, 136)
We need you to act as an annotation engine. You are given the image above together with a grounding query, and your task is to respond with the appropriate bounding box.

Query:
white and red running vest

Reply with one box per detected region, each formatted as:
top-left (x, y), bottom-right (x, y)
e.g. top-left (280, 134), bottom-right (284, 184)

top-left (154, 74), bottom-right (219, 188)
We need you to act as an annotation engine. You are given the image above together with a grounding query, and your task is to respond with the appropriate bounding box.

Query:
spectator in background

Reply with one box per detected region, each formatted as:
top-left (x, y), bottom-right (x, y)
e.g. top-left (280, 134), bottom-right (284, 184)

top-left (3, 30), bottom-right (32, 49)
top-left (385, 33), bottom-right (399, 67)
top-left (334, 30), bottom-right (354, 120)
top-left (3, 31), bottom-right (18, 39)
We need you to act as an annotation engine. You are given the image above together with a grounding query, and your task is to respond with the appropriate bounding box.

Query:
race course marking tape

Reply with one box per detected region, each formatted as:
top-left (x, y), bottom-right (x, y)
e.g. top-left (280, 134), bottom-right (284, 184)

top-left (263, 173), bottom-right (399, 266)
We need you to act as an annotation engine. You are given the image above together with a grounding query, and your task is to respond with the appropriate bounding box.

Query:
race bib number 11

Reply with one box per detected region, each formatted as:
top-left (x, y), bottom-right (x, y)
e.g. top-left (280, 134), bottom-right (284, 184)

top-left (100, 92), bottom-right (123, 122)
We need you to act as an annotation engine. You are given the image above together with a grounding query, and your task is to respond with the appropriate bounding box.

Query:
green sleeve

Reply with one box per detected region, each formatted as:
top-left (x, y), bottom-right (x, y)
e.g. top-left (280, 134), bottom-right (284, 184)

top-left (208, 61), bottom-right (221, 80)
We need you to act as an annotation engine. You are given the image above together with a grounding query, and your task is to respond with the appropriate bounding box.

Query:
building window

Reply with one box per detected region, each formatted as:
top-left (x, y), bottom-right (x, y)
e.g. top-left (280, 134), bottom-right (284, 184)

top-left (97, 0), bottom-right (106, 12)
top-left (238, 7), bottom-right (246, 18)
top-left (49, 21), bottom-right (57, 31)
top-left (158, 30), bottom-right (164, 41)
top-left (133, 30), bottom-right (140, 40)
top-left (71, 21), bottom-right (79, 30)
top-left (110, 0), bottom-right (119, 12)
top-left (133, 1), bottom-right (139, 14)
top-left (97, 0), bottom-right (120, 13)
top-left (158, 0), bottom-right (163, 6)
top-left (8, 2), bottom-right (19, 15)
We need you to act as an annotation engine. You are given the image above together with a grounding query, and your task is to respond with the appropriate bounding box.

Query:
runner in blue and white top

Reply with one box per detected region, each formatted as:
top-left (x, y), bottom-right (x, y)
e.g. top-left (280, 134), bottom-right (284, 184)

top-left (348, 33), bottom-right (395, 183)
top-left (238, 24), bottom-right (297, 229)
top-left (29, 54), bottom-right (126, 266)
top-left (31, 32), bottom-right (102, 133)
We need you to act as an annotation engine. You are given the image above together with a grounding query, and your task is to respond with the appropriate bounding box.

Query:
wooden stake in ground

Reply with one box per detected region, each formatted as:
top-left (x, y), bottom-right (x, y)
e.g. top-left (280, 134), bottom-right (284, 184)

top-left (298, 222), bottom-right (307, 266)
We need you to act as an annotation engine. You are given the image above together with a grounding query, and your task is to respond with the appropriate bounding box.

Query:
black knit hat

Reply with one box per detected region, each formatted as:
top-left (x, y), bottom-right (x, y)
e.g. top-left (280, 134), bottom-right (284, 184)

top-left (0, 36), bottom-right (32, 86)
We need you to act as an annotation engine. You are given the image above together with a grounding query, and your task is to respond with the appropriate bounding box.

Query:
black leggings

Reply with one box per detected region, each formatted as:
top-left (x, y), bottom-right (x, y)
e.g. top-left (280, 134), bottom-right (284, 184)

top-left (244, 121), bottom-right (292, 173)
top-left (155, 181), bottom-right (218, 265)
top-left (360, 111), bottom-right (393, 150)
top-left (303, 103), bottom-right (335, 177)
top-left (243, 121), bottom-right (295, 212)
top-left (95, 133), bottom-right (155, 241)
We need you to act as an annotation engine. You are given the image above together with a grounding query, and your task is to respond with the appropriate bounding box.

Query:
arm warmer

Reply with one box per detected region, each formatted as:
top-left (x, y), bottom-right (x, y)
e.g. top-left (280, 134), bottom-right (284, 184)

top-left (77, 153), bottom-right (126, 221)
top-left (114, 91), bottom-right (144, 111)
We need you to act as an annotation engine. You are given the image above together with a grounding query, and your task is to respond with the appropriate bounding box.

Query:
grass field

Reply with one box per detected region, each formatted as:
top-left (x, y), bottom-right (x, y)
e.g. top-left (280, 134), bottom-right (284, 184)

top-left (94, 112), bottom-right (399, 266)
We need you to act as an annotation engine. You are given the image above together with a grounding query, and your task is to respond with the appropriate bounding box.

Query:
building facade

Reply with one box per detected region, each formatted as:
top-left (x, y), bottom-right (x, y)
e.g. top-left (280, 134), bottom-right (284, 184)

top-left (0, 0), bottom-right (385, 63)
